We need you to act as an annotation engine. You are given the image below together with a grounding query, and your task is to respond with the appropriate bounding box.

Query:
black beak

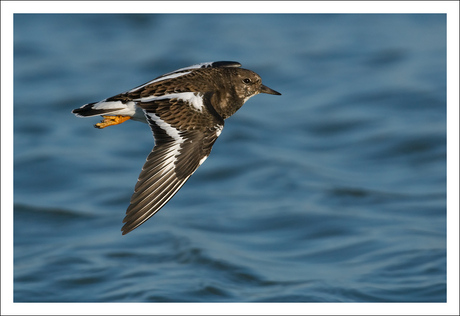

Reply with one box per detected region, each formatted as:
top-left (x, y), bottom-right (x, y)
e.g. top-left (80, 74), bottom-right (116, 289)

top-left (259, 84), bottom-right (281, 95)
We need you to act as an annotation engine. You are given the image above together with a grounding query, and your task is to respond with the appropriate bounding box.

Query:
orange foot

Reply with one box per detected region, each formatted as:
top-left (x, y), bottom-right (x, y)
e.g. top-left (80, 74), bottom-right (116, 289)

top-left (94, 115), bottom-right (131, 129)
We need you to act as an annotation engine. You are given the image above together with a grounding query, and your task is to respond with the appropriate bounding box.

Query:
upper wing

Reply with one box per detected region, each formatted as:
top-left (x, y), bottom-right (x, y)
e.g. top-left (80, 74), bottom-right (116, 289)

top-left (121, 93), bottom-right (224, 234)
top-left (72, 61), bottom-right (241, 118)
top-left (167, 61), bottom-right (241, 73)
top-left (126, 61), bottom-right (241, 95)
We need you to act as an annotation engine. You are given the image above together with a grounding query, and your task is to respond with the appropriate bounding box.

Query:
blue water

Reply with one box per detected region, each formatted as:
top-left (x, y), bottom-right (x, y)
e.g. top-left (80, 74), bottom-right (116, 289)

top-left (13, 14), bottom-right (446, 303)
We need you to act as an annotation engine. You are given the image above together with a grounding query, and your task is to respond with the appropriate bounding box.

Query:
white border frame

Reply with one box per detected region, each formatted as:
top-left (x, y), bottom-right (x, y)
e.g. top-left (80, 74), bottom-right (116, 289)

top-left (2, 1), bottom-right (459, 315)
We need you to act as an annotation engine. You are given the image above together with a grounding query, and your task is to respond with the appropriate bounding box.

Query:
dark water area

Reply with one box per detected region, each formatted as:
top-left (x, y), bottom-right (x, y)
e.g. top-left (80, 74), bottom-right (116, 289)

top-left (11, 12), bottom-right (451, 309)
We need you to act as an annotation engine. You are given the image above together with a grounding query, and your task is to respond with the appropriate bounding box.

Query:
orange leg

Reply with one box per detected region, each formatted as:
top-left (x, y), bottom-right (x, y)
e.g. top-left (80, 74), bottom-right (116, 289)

top-left (94, 115), bottom-right (131, 129)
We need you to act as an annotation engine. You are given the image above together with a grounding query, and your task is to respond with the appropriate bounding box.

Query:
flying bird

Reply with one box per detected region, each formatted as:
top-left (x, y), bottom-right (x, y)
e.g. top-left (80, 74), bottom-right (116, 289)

top-left (72, 61), bottom-right (281, 234)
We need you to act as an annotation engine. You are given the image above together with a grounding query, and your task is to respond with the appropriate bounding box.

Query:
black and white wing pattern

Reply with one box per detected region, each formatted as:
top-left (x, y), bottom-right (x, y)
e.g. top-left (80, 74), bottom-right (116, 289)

top-left (121, 92), bottom-right (224, 234)
top-left (71, 61), bottom-right (242, 121)
top-left (72, 60), bottom-right (281, 234)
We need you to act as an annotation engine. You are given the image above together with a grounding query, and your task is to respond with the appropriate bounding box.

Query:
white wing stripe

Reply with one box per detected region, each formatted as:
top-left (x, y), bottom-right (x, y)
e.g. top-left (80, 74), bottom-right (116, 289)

top-left (145, 112), bottom-right (182, 141)
top-left (128, 71), bottom-right (192, 93)
top-left (145, 112), bottom-right (184, 176)
top-left (136, 92), bottom-right (205, 112)
top-left (165, 62), bottom-right (214, 74)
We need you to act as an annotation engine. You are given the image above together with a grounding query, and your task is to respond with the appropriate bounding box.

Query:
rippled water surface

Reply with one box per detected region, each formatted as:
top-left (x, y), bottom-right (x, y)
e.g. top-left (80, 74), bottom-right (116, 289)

top-left (12, 13), bottom-right (447, 305)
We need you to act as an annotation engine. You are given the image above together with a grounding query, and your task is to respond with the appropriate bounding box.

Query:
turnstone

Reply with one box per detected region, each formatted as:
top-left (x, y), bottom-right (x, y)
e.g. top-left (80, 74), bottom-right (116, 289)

top-left (72, 61), bottom-right (281, 235)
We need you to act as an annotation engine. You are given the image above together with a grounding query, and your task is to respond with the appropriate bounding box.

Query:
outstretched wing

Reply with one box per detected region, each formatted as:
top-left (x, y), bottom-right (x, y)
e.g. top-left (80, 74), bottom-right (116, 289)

top-left (121, 93), bottom-right (224, 234)
top-left (72, 61), bottom-right (241, 119)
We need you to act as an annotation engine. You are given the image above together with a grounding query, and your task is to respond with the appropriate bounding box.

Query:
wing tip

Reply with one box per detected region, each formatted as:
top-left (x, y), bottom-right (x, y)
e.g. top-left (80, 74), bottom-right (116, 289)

top-left (121, 216), bottom-right (141, 235)
top-left (121, 227), bottom-right (131, 235)
top-left (170, 61), bottom-right (242, 74)
top-left (208, 61), bottom-right (242, 68)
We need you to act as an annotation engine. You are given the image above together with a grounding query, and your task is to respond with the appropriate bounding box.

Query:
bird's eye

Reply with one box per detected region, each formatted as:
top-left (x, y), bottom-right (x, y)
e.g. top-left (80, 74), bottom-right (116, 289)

top-left (243, 78), bottom-right (251, 84)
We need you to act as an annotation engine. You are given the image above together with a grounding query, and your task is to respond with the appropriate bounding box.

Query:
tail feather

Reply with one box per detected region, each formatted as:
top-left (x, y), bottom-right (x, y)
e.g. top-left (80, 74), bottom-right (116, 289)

top-left (72, 102), bottom-right (124, 117)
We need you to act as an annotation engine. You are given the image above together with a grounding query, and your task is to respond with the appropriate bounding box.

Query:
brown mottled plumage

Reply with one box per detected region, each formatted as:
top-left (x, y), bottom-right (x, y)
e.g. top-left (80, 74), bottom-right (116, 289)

top-left (72, 61), bottom-right (281, 234)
